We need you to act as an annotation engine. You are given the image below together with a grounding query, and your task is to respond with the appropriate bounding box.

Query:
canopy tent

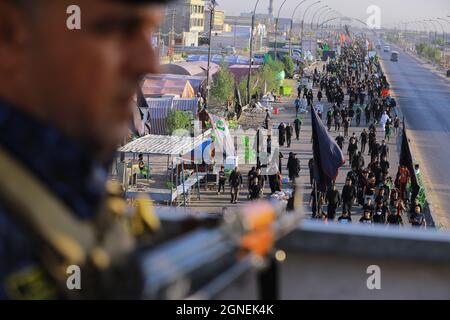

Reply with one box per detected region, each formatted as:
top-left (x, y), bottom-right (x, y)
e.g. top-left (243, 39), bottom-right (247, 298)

top-left (142, 78), bottom-right (195, 98)
top-left (145, 74), bottom-right (205, 94)
top-left (117, 130), bottom-right (212, 206)
top-left (118, 132), bottom-right (210, 156)
top-left (161, 61), bottom-right (220, 77)
top-left (186, 55), bottom-right (264, 66)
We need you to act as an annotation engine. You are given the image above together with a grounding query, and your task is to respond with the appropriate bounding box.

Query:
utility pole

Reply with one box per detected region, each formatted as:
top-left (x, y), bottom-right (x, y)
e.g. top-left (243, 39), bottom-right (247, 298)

top-left (169, 9), bottom-right (176, 63)
top-left (247, 13), bottom-right (256, 105)
top-left (247, 0), bottom-right (260, 105)
top-left (274, 0), bottom-right (288, 61)
top-left (233, 17), bottom-right (237, 48)
top-left (205, 2), bottom-right (215, 107)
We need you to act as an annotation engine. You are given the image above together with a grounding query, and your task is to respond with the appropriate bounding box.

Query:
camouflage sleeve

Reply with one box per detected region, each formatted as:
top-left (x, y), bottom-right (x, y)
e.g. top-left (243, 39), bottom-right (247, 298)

top-left (0, 208), bottom-right (59, 300)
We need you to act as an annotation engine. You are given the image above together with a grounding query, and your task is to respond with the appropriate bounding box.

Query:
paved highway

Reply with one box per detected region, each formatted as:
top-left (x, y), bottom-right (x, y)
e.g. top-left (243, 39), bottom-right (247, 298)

top-left (379, 43), bottom-right (450, 228)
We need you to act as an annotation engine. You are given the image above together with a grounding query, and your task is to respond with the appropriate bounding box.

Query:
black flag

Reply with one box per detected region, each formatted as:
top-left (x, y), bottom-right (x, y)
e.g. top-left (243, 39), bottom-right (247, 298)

top-left (311, 106), bottom-right (345, 192)
top-left (234, 84), bottom-right (242, 119)
top-left (399, 123), bottom-right (419, 200)
top-left (131, 85), bottom-right (150, 137)
top-left (399, 124), bottom-right (413, 169)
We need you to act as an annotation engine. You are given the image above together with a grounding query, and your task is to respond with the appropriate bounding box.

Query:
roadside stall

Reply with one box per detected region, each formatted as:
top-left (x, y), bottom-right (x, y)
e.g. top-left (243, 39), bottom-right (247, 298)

top-left (116, 130), bottom-right (212, 207)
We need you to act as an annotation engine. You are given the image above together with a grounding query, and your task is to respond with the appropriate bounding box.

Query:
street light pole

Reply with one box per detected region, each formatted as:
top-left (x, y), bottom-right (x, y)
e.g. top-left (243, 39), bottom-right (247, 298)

top-left (311, 5), bottom-right (328, 30)
top-left (247, 0), bottom-right (261, 104)
top-left (289, 0), bottom-right (309, 56)
top-left (319, 16), bottom-right (341, 29)
top-left (315, 8), bottom-right (333, 43)
top-left (274, 0), bottom-right (288, 61)
top-left (437, 18), bottom-right (449, 47)
top-left (319, 10), bottom-right (336, 29)
top-left (309, 5), bottom-right (328, 59)
top-left (416, 20), bottom-right (430, 45)
top-left (423, 19), bottom-right (438, 46)
top-left (316, 7), bottom-right (332, 29)
top-left (432, 18), bottom-right (446, 45)
top-left (300, 1), bottom-right (321, 51)
top-left (318, 10), bottom-right (337, 43)
top-left (410, 21), bottom-right (425, 44)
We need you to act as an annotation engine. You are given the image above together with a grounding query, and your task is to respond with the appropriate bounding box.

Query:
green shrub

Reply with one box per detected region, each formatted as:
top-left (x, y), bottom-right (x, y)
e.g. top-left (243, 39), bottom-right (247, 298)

top-left (211, 62), bottom-right (234, 105)
top-left (282, 56), bottom-right (296, 78)
top-left (167, 109), bottom-right (193, 135)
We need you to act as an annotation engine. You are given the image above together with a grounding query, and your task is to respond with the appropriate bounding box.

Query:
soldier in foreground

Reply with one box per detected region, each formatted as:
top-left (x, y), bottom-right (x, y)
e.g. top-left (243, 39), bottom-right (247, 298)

top-left (0, 0), bottom-right (170, 299)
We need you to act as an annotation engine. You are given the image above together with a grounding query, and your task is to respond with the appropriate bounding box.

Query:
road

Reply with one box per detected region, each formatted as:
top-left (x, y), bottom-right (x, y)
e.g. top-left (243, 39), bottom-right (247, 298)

top-left (379, 43), bottom-right (450, 228)
top-left (190, 62), bottom-right (403, 225)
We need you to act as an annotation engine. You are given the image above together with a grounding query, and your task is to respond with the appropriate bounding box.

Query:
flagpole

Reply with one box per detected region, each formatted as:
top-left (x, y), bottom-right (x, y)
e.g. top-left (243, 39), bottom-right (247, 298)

top-left (257, 129), bottom-right (261, 169)
top-left (314, 180), bottom-right (319, 218)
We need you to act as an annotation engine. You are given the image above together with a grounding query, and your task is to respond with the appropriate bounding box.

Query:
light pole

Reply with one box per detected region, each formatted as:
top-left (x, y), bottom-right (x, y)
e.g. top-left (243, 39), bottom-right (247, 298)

top-left (319, 9), bottom-right (336, 29)
top-left (318, 10), bottom-right (337, 43)
top-left (289, 0), bottom-right (309, 56)
top-left (309, 5), bottom-right (327, 57)
top-left (274, 0), bottom-right (289, 61)
top-left (426, 19), bottom-right (442, 64)
top-left (423, 19), bottom-right (438, 46)
top-left (316, 7), bottom-right (332, 29)
top-left (311, 5), bottom-right (328, 30)
top-left (431, 18), bottom-right (446, 45)
top-left (300, 1), bottom-right (321, 50)
top-left (437, 17), bottom-right (449, 46)
top-left (400, 21), bottom-right (408, 48)
top-left (247, 0), bottom-right (261, 104)
top-left (437, 17), bottom-right (450, 27)
top-left (427, 19), bottom-right (441, 44)
top-left (415, 20), bottom-right (430, 45)
top-left (319, 15), bottom-right (341, 31)
top-left (315, 8), bottom-right (333, 43)
top-left (410, 21), bottom-right (426, 44)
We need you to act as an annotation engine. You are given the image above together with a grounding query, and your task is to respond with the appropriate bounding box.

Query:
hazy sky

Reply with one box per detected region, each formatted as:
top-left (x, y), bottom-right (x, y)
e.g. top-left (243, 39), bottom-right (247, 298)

top-left (216, 0), bottom-right (450, 30)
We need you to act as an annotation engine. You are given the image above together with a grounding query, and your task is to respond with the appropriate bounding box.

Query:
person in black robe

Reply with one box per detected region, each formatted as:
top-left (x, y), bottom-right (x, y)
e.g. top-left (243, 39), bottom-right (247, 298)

top-left (278, 122), bottom-right (286, 146)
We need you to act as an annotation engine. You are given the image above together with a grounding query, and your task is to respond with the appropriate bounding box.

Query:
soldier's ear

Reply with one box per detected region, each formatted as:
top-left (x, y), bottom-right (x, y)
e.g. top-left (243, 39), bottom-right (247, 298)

top-left (0, 2), bottom-right (29, 71)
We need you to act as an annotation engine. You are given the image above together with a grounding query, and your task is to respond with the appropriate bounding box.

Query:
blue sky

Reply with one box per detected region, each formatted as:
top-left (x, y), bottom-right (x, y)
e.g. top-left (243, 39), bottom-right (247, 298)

top-left (215, 0), bottom-right (450, 30)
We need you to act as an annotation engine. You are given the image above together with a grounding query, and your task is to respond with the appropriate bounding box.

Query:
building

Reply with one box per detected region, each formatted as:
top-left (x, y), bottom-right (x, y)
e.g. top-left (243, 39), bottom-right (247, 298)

top-left (276, 18), bottom-right (292, 35)
top-left (224, 15), bottom-right (253, 27)
top-left (160, 0), bottom-right (206, 49)
top-left (205, 9), bottom-right (225, 33)
top-left (210, 23), bottom-right (266, 52)
top-left (224, 13), bottom-right (270, 28)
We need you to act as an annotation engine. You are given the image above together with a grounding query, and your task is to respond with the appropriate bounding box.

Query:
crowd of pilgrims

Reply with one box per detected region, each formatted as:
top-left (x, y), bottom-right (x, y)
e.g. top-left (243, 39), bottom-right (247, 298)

top-left (301, 41), bottom-right (426, 228)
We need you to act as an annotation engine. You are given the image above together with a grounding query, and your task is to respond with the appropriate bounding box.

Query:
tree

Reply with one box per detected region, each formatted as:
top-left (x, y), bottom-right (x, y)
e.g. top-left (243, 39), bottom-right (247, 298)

top-left (167, 109), bottom-right (192, 135)
top-left (237, 56), bottom-right (287, 101)
top-left (416, 43), bottom-right (442, 64)
top-left (210, 62), bottom-right (234, 105)
top-left (415, 43), bottom-right (426, 55)
top-left (256, 56), bottom-right (284, 94)
top-left (433, 38), bottom-right (444, 46)
top-left (282, 56), bottom-right (296, 78)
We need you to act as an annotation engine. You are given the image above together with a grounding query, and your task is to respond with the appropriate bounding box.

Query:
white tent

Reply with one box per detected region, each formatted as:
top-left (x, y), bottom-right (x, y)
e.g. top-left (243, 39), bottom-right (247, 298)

top-left (117, 130), bottom-right (212, 207)
top-left (118, 132), bottom-right (210, 156)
